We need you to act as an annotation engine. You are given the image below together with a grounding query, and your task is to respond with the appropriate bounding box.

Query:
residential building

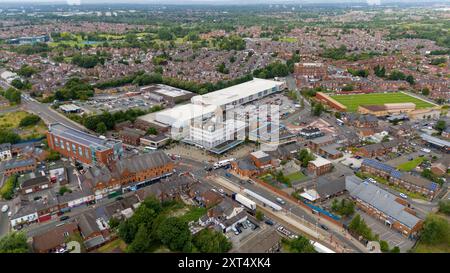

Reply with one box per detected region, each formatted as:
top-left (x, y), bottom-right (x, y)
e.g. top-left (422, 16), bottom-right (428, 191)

top-left (0, 143), bottom-right (12, 161)
top-left (118, 127), bottom-right (146, 146)
top-left (307, 155), bottom-right (333, 176)
top-left (32, 223), bottom-right (79, 253)
top-left (299, 127), bottom-right (324, 139)
top-left (0, 158), bottom-right (36, 176)
top-left (361, 159), bottom-right (439, 199)
top-left (19, 173), bottom-right (51, 195)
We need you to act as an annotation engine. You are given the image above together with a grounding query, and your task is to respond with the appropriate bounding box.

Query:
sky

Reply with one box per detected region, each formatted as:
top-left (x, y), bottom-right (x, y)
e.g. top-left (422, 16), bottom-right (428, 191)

top-left (0, 0), bottom-right (447, 3)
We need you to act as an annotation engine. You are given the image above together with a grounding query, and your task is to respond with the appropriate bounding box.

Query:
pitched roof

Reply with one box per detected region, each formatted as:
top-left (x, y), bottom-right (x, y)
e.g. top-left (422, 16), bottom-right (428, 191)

top-left (32, 223), bottom-right (79, 252)
top-left (345, 176), bottom-right (422, 229)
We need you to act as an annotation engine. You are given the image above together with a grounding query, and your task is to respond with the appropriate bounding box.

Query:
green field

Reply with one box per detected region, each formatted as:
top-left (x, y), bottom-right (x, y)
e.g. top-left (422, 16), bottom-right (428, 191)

top-left (285, 172), bottom-right (306, 182)
top-left (330, 92), bottom-right (434, 112)
top-left (397, 157), bottom-right (425, 171)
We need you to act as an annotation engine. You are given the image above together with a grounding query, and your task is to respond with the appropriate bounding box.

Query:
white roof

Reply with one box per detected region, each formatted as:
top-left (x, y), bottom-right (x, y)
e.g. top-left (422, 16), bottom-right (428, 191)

top-left (1, 71), bottom-right (18, 80)
top-left (300, 189), bottom-right (320, 201)
top-left (309, 155), bottom-right (331, 167)
top-left (191, 78), bottom-right (283, 107)
top-left (59, 104), bottom-right (81, 111)
top-left (154, 103), bottom-right (218, 127)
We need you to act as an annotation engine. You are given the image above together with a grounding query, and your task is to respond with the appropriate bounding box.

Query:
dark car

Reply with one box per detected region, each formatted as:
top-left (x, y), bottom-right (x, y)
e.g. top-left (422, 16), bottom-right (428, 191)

top-left (264, 219), bottom-right (274, 226)
top-left (59, 216), bottom-right (70, 221)
top-left (320, 224), bottom-right (329, 231)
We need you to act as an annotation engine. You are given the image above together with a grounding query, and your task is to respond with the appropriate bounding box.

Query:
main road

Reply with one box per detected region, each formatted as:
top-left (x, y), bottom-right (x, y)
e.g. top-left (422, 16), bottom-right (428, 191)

top-left (20, 93), bottom-right (88, 132)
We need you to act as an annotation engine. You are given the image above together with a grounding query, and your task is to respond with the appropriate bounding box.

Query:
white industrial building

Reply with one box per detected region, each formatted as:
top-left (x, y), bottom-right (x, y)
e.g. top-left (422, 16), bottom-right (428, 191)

top-left (138, 78), bottom-right (286, 152)
top-left (187, 118), bottom-right (247, 149)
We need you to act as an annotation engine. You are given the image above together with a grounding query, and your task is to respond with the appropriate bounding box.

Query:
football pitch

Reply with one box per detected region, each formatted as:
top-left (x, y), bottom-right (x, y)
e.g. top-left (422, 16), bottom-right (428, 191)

top-left (330, 92), bottom-right (434, 112)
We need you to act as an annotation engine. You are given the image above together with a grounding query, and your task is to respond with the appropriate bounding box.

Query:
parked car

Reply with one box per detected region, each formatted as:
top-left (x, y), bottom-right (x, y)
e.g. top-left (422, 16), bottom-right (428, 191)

top-left (264, 219), bottom-right (274, 226)
top-left (320, 224), bottom-right (329, 231)
top-left (276, 198), bottom-right (286, 205)
top-left (1, 205), bottom-right (9, 213)
top-left (59, 216), bottom-right (70, 221)
top-left (399, 193), bottom-right (408, 199)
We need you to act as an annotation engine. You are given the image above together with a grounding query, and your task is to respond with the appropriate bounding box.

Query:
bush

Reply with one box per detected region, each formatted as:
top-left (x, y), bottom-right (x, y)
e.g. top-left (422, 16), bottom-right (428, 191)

top-left (438, 200), bottom-right (450, 215)
top-left (19, 114), bottom-right (41, 127)
top-left (0, 175), bottom-right (18, 200)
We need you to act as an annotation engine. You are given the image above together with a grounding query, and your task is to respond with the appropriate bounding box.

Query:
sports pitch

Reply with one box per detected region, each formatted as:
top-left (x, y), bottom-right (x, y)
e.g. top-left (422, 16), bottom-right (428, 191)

top-left (330, 92), bottom-right (434, 112)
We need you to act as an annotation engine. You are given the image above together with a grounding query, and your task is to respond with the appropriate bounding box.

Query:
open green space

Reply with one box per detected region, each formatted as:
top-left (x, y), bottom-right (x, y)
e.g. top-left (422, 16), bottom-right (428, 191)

top-left (285, 172), bottom-right (306, 182)
top-left (280, 37), bottom-right (298, 43)
top-left (96, 239), bottom-right (127, 253)
top-left (397, 157), bottom-right (425, 171)
top-left (330, 92), bottom-right (434, 112)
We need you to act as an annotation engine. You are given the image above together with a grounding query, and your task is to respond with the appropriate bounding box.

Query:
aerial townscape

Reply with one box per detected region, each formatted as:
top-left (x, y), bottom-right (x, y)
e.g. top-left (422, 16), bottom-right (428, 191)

top-left (0, 0), bottom-right (449, 256)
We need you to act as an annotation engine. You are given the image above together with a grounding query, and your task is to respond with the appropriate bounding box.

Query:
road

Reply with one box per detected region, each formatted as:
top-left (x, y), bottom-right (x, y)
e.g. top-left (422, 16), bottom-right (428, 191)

top-left (20, 94), bottom-right (88, 131)
top-left (175, 156), bottom-right (367, 253)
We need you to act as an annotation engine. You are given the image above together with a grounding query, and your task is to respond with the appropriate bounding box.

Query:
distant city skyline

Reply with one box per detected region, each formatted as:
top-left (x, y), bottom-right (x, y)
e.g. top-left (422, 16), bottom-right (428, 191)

top-left (0, 0), bottom-right (449, 4)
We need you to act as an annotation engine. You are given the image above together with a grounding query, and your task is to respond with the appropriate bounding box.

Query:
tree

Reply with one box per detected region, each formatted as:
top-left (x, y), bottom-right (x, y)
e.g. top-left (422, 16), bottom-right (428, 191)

top-left (0, 130), bottom-right (21, 144)
top-left (434, 120), bottom-right (446, 133)
top-left (46, 150), bottom-right (61, 162)
top-left (157, 217), bottom-right (192, 252)
top-left (297, 149), bottom-right (315, 168)
top-left (420, 214), bottom-right (450, 245)
top-left (19, 114), bottom-right (41, 127)
top-left (379, 240), bottom-right (389, 252)
top-left (390, 246), bottom-right (400, 253)
top-left (147, 127), bottom-right (158, 135)
top-left (17, 65), bottom-right (37, 78)
top-left (2, 87), bottom-right (21, 104)
top-left (192, 229), bottom-right (232, 253)
top-left (255, 210), bottom-right (264, 221)
top-left (285, 236), bottom-right (317, 253)
top-left (312, 103), bottom-right (324, 117)
top-left (127, 224), bottom-right (154, 253)
top-left (96, 122), bottom-right (107, 134)
top-left (349, 214), bottom-right (374, 241)
top-left (374, 65), bottom-right (386, 78)
top-left (0, 175), bottom-right (18, 200)
top-left (0, 232), bottom-right (29, 253)
top-left (421, 88), bottom-right (430, 96)
top-left (58, 186), bottom-right (71, 196)
top-left (405, 75), bottom-right (415, 85)
top-left (438, 200), bottom-right (450, 216)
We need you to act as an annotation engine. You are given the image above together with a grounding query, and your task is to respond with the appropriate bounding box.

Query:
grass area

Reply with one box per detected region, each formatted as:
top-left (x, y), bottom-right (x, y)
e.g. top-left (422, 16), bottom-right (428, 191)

top-left (330, 92), bottom-right (434, 112)
top-left (96, 239), bottom-right (127, 253)
top-left (414, 242), bottom-right (450, 253)
top-left (397, 157), bottom-right (425, 171)
top-left (178, 206), bottom-right (207, 223)
top-left (280, 37), bottom-right (298, 43)
top-left (285, 172), bottom-right (306, 182)
top-left (357, 172), bottom-right (428, 201)
top-left (0, 110), bottom-right (47, 139)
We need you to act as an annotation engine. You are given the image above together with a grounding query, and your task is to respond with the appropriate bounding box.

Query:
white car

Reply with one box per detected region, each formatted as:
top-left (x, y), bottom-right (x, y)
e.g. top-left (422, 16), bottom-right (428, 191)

top-left (399, 193), bottom-right (408, 199)
top-left (1, 205), bottom-right (9, 213)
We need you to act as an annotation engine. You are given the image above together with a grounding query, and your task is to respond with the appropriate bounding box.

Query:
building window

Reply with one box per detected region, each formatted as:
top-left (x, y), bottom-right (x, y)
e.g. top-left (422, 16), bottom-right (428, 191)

top-left (60, 139), bottom-right (65, 149)
top-left (67, 142), bottom-right (70, 152)
top-left (72, 144), bottom-right (76, 153)
top-left (78, 146), bottom-right (83, 156)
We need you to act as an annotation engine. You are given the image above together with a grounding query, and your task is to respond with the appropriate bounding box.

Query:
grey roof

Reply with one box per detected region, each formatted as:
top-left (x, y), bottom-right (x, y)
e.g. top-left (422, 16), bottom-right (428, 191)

top-left (0, 158), bottom-right (35, 171)
top-left (237, 157), bottom-right (258, 171)
top-left (20, 175), bottom-right (49, 189)
top-left (345, 176), bottom-right (422, 229)
top-left (77, 211), bottom-right (101, 238)
top-left (48, 122), bottom-right (121, 151)
top-left (113, 151), bottom-right (171, 175)
top-left (57, 188), bottom-right (94, 204)
top-left (0, 143), bottom-right (11, 152)
top-left (316, 177), bottom-right (345, 198)
top-left (420, 133), bottom-right (450, 148)
top-left (84, 235), bottom-right (106, 249)
top-left (320, 143), bottom-right (342, 155)
top-left (310, 135), bottom-right (334, 145)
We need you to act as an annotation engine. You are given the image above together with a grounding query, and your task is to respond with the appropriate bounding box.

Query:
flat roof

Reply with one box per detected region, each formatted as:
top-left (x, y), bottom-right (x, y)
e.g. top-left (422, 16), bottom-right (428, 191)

top-left (421, 133), bottom-right (450, 148)
top-left (191, 78), bottom-right (284, 107)
top-left (153, 103), bottom-right (218, 127)
top-left (48, 123), bottom-right (121, 151)
top-left (309, 155), bottom-right (331, 167)
top-left (141, 84), bottom-right (193, 97)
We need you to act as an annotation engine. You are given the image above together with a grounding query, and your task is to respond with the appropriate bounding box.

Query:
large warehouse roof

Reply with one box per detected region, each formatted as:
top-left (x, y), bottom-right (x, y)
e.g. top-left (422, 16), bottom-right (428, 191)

top-left (191, 78), bottom-right (284, 107)
top-left (154, 103), bottom-right (218, 127)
